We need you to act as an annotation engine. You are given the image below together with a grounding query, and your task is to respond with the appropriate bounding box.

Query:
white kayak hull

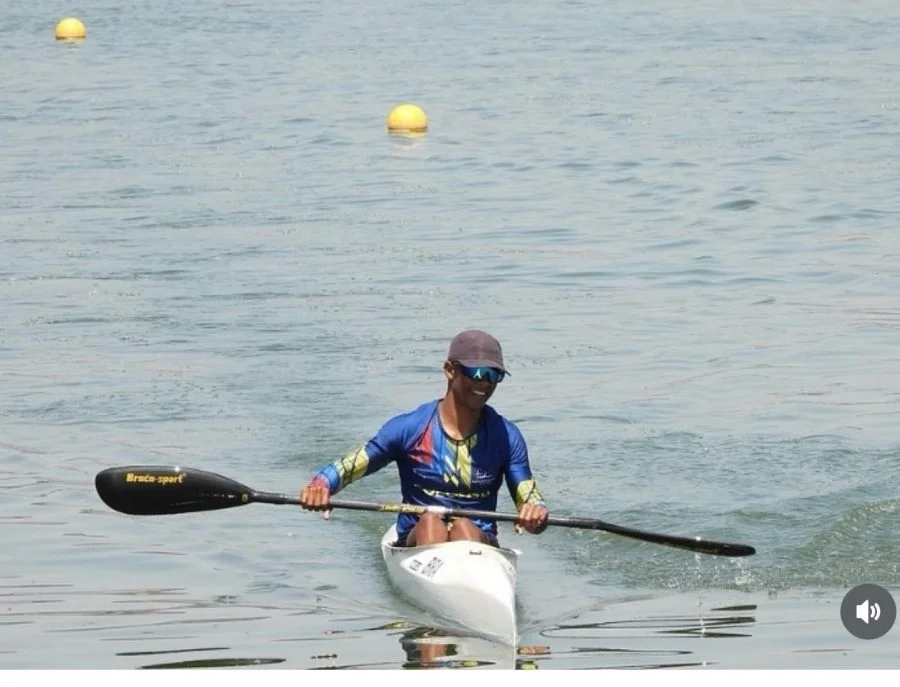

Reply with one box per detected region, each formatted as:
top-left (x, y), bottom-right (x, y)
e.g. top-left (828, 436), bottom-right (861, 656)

top-left (380, 524), bottom-right (520, 646)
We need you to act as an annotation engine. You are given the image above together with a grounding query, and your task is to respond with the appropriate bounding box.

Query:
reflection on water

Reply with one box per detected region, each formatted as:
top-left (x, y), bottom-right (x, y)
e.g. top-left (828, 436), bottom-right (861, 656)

top-left (531, 603), bottom-right (758, 669)
top-left (543, 605), bottom-right (757, 639)
top-left (141, 657), bottom-right (286, 669)
top-left (2, 580), bottom-right (763, 669)
top-left (396, 626), bottom-right (514, 670)
top-left (6, 576), bottom-right (896, 668)
top-left (116, 639), bottom-right (287, 670)
top-left (351, 604), bottom-right (758, 670)
top-left (348, 621), bottom-right (517, 670)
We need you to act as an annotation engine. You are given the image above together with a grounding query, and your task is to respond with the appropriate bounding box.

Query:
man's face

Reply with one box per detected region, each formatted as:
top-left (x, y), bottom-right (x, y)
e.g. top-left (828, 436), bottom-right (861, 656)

top-left (444, 361), bottom-right (500, 411)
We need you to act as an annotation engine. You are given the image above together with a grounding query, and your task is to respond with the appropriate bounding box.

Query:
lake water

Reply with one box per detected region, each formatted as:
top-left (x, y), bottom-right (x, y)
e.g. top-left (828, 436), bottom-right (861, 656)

top-left (2, 0), bottom-right (899, 670)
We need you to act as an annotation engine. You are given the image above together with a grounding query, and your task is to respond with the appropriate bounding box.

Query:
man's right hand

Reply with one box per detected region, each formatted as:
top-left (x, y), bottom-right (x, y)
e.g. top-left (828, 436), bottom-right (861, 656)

top-left (299, 480), bottom-right (332, 518)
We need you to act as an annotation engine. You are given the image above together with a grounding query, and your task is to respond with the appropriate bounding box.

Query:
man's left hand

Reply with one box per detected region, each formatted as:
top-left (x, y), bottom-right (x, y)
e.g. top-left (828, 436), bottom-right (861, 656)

top-left (516, 503), bottom-right (549, 535)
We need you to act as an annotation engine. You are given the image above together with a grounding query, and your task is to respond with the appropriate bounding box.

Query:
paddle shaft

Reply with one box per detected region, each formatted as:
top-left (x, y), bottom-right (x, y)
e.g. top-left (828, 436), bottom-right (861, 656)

top-left (94, 465), bottom-right (756, 557)
top-left (251, 493), bottom-right (754, 557)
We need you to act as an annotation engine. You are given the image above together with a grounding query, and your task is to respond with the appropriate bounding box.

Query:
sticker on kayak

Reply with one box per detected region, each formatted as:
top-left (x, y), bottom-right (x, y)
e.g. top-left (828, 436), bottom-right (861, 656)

top-left (414, 556), bottom-right (444, 579)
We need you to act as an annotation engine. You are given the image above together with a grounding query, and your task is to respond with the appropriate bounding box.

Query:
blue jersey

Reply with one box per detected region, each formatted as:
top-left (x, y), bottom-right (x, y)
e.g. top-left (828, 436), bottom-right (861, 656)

top-left (310, 399), bottom-right (545, 541)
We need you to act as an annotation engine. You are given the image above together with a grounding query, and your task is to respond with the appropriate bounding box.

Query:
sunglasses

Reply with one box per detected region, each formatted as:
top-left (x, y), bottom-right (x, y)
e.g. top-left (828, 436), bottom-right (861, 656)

top-left (457, 363), bottom-right (505, 385)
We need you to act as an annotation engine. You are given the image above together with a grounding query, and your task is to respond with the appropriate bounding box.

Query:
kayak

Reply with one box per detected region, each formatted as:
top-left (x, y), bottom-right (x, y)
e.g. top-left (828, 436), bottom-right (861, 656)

top-left (379, 524), bottom-right (520, 646)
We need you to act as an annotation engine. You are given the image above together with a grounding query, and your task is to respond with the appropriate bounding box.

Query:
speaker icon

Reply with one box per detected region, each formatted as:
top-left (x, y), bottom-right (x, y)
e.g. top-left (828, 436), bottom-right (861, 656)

top-left (856, 599), bottom-right (881, 624)
top-left (842, 583), bottom-right (895, 639)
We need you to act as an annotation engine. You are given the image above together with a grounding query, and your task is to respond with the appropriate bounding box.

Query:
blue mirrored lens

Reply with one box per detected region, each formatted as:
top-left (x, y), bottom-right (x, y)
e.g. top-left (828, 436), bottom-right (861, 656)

top-left (460, 365), bottom-right (505, 384)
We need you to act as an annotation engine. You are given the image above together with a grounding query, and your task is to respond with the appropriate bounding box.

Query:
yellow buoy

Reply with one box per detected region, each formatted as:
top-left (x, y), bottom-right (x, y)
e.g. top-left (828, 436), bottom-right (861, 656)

top-left (55, 17), bottom-right (86, 40)
top-left (387, 103), bottom-right (428, 136)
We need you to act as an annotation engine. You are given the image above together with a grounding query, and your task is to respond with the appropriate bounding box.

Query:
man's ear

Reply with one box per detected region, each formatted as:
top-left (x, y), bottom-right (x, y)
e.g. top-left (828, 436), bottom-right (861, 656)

top-left (442, 360), bottom-right (455, 380)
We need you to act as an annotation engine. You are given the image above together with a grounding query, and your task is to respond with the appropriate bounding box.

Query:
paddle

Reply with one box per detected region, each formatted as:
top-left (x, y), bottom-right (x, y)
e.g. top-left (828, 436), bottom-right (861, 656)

top-left (94, 465), bottom-right (756, 557)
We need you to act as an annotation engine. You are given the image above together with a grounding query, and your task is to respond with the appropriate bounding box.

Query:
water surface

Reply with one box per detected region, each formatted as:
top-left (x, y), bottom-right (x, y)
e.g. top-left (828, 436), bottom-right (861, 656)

top-left (2, 0), bottom-right (899, 670)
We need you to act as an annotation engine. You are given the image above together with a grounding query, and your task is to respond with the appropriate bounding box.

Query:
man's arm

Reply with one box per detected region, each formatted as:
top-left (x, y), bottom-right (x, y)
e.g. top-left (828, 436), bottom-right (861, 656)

top-left (504, 425), bottom-right (548, 534)
top-left (300, 418), bottom-right (403, 510)
top-left (310, 442), bottom-right (385, 494)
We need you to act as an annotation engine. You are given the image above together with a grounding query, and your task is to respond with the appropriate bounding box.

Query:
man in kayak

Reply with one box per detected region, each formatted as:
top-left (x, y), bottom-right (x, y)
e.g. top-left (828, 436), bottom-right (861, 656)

top-left (299, 329), bottom-right (549, 547)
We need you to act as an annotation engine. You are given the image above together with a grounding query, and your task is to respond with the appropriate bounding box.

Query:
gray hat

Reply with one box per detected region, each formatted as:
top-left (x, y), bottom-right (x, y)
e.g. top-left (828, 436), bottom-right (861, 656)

top-left (447, 330), bottom-right (509, 374)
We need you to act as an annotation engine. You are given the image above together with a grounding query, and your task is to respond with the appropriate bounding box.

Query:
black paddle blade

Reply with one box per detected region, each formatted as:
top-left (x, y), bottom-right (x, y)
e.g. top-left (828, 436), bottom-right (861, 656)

top-left (95, 466), bottom-right (253, 515)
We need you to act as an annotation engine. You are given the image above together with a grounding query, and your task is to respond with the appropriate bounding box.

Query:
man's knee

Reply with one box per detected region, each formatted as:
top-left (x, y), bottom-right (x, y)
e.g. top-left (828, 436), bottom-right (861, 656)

top-left (448, 517), bottom-right (484, 541)
top-left (417, 512), bottom-right (446, 530)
